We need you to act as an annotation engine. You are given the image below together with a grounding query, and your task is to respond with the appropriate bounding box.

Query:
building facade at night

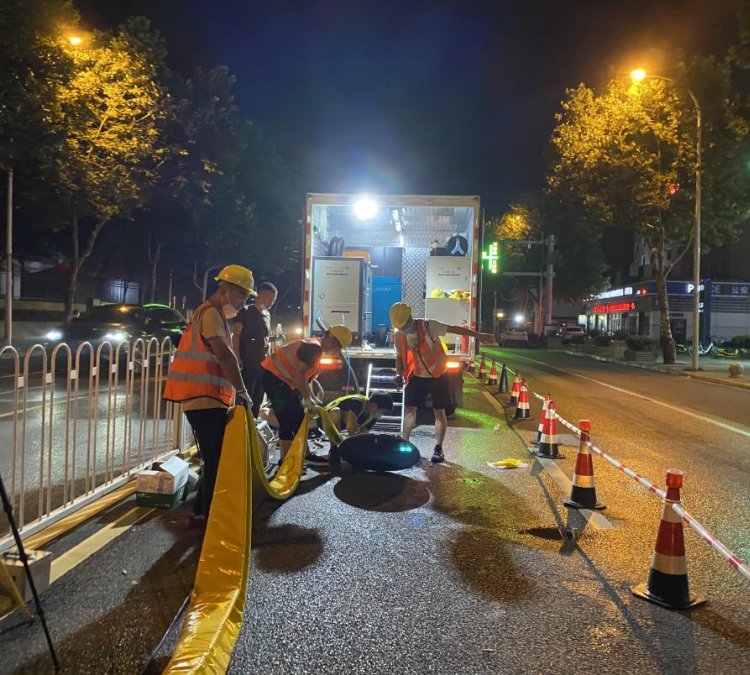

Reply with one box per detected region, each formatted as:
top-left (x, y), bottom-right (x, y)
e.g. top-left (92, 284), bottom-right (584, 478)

top-left (581, 280), bottom-right (750, 343)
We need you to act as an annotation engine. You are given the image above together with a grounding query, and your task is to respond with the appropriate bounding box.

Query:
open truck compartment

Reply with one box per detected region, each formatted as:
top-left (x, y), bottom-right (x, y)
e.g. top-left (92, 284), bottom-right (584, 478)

top-left (303, 194), bottom-right (480, 411)
top-left (304, 194), bottom-right (480, 352)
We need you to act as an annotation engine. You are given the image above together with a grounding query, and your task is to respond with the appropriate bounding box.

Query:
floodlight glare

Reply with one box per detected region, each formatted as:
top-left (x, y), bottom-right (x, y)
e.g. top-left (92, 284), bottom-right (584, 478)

top-left (353, 197), bottom-right (378, 220)
top-left (514, 314), bottom-right (525, 324)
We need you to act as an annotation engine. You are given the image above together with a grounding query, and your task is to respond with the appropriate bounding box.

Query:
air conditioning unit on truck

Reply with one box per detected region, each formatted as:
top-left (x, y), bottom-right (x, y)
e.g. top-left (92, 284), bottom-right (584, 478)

top-left (302, 193), bottom-right (481, 418)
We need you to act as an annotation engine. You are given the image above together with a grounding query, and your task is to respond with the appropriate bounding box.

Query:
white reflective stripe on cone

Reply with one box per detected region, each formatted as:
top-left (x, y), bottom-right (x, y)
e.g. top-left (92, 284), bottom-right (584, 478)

top-left (572, 473), bottom-right (596, 488)
top-left (651, 551), bottom-right (688, 576)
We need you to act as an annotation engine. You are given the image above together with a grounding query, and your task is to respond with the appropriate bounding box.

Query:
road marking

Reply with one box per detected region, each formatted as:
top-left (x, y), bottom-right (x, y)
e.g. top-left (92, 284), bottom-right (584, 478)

top-left (49, 505), bottom-right (153, 583)
top-left (505, 352), bottom-right (750, 440)
top-left (480, 390), bottom-right (612, 530)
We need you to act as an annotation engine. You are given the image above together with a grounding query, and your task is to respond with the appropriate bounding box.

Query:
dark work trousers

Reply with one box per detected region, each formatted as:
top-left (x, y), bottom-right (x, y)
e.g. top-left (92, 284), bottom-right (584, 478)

top-left (241, 365), bottom-right (265, 418)
top-left (185, 407), bottom-right (228, 517)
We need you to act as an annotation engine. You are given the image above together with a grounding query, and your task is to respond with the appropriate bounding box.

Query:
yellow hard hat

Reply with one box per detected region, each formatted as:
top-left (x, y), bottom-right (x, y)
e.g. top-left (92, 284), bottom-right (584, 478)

top-left (327, 324), bottom-right (352, 349)
top-left (389, 302), bottom-right (412, 330)
top-left (214, 264), bottom-right (257, 296)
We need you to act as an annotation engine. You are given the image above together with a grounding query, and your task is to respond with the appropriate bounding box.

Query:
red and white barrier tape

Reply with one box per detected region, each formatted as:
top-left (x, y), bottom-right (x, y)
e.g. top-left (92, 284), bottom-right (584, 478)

top-left (531, 392), bottom-right (666, 498)
top-left (671, 503), bottom-right (750, 583)
top-left (530, 390), bottom-right (750, 584)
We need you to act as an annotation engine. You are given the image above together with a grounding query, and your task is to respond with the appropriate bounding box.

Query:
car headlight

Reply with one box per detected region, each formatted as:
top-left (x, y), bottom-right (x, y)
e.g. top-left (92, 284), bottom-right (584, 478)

top-left (104, 331), bottom-right (127, 343)
top-left (45, 329), bottom-right (63, 341)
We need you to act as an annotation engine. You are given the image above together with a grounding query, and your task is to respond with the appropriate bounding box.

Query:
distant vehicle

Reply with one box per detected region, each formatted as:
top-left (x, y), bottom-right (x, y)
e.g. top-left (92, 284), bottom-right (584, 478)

top-left (500, 326), bottom-right (529, 347)
top-left (558, 325), bottom-right (585, 344)
top-left (45, 303), bottom-right (186, 350)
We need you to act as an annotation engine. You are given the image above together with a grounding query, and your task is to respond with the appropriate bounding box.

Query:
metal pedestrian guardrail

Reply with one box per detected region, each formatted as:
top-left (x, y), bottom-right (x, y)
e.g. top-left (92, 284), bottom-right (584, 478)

top-left (0, 338), bottom-right (190, 551)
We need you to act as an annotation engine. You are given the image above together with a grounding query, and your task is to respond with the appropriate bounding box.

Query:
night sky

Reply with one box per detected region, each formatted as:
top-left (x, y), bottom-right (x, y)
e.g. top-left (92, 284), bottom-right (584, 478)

top-left (78, 0), bottom-right (743, 216)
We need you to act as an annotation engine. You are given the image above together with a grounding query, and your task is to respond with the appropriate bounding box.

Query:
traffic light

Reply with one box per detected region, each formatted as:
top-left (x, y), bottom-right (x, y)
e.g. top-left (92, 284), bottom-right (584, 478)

top-left (482, 241), bottom-right (500, 274)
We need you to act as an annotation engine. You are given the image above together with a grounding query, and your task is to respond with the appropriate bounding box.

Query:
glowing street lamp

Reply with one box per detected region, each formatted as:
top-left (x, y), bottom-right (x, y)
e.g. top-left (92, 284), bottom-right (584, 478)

top-left (68, 35), bottom-right (83, 46)
top-left (630, 67), bottom-right (702, 370)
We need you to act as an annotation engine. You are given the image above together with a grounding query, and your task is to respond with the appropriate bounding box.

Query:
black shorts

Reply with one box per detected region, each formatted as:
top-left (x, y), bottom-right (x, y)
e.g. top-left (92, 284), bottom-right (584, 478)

top-left (404, 374), bottom-right (452, 410)
top-left (262, 369), bottom-right (305, 441)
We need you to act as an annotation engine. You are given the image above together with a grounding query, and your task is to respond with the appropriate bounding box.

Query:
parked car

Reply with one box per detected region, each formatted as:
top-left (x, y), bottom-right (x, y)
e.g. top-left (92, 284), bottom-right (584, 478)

top-left (45, 303), bottom-right (186, 350)
top-left (558, 324), bottom-right (586, 344)
top-left (500, 326), bottom-right (529, 347)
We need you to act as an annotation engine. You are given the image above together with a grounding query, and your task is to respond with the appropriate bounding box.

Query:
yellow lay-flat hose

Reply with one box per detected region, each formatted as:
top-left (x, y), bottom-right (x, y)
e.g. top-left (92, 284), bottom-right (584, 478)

top-left (249, 409), bottom-right (311, 499)
top-left (165, 408), bottom-right (312, 673)
top-left (163, 406), bottom-right (252, 674)
top-left (315, 406), bottom-right (343, 448)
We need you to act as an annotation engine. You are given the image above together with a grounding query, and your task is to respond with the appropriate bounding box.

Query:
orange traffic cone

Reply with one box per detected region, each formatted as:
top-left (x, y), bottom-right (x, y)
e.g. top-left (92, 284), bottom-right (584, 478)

top-left (632, 470), bottom-right (705, 610)
top-left (468, 355), bottom-right (476, 374)
top-left (498, 363), bottom-right (509, 394)
top-left (513, 381), bottom-right (532, 420)
top-left (509, 372), bottom-right (522, 406)
top-left (478, 354), bottom-right (487, 380)
top-left (535, 400), bottom-right (560, 456)
top-left (487, 360), bottom-right (498, 386)
top-left (531, 393), bottom-right (550, 446)
top-left (564, 420), bottom-right (603, 509)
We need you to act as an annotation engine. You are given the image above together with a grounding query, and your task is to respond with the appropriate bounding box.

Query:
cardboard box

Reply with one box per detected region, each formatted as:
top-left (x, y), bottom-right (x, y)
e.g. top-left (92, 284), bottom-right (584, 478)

top-left (136, 455), bottom-right (189, 495)
top-left (136, 484), bottom-right (186, 509)
top-left (1, 549), bottom-right (52, 603)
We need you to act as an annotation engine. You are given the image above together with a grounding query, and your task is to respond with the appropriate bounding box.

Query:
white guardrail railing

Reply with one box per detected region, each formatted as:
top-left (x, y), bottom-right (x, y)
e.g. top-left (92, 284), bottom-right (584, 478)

top-left (0, 337), bottom-right (190, 551)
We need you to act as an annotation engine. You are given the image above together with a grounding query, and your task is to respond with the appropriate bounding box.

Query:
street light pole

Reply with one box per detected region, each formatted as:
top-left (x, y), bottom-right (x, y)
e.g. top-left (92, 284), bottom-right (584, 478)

top-left (4, 167), bottom-right (12, 345)
top-left (630, 70), bottom-right (702, 369)
top-left (687, 89), bottom-right (702, 371)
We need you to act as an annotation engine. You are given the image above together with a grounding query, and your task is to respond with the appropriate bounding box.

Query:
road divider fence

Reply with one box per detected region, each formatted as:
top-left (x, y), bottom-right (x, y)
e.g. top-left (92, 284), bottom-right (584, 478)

top-left (0, 338), bottom-right (191, 551)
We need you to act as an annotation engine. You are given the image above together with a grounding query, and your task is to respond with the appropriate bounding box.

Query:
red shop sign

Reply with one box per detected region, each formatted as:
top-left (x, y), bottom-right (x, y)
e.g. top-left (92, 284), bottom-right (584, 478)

top-left (593, 302), bottom-right (635, 314)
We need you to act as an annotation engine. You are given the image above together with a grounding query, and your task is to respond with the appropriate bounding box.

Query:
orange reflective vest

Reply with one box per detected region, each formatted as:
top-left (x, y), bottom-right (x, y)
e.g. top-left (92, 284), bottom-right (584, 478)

top-left (261, 339), bottom-right (320, 391)
top-left (395, 319), bottom-right (447, 381)
top-left (163, 303), bottom-right (234, 406)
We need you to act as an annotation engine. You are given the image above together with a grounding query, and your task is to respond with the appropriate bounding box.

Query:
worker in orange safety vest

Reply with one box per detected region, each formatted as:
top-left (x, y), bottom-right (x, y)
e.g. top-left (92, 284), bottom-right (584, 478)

top-left (164, 264), bottom-right (256, 523)
top-left (390, 302), bottom-right (494, 463)
top-left (261, 324), bottom-right (352, 465)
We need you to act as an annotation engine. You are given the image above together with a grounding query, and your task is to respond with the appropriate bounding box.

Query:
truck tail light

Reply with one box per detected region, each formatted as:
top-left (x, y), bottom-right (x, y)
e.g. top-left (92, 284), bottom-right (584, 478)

top-left (445, 359), bottom-right (461, 372)
top-left (319, 356), bottom-right (342, 370)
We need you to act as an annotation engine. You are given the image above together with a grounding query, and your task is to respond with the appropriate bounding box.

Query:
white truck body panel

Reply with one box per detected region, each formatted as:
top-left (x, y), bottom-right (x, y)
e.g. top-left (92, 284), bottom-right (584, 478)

top-left (303, 193), bottom-right (480, 363)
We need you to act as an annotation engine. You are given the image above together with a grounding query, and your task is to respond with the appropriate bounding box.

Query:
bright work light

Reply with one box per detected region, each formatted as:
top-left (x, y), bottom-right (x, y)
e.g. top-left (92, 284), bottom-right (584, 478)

top-left (353, 197), bottom-right (378, 220)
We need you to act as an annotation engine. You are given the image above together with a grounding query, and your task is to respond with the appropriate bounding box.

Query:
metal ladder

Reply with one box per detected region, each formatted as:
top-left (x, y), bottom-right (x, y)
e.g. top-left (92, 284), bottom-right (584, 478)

top-left (365, 363), bottom-right (404, 435)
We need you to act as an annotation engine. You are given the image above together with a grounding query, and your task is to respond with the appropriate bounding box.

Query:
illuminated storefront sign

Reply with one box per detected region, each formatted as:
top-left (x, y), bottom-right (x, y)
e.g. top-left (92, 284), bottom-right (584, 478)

top-left (595, 286), bottom-right (633, 300)
top-left (593, 302), bottom-right (635, 314)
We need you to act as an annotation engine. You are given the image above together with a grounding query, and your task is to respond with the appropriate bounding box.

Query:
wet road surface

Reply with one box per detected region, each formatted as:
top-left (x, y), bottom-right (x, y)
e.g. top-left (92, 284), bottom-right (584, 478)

top-left (1, 350), bottom-right (749, 674)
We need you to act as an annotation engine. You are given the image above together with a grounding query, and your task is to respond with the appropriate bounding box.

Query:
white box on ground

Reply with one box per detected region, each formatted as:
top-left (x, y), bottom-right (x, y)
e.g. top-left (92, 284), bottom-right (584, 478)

top-left (136, 455), bottom-right (189, 495)
top-left (1, 550), bottom-right (52, 603)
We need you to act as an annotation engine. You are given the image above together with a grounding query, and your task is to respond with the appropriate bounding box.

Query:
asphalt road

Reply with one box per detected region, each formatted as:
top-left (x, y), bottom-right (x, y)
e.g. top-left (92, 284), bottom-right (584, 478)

top-left (1, 350), bottom-right (749, 674)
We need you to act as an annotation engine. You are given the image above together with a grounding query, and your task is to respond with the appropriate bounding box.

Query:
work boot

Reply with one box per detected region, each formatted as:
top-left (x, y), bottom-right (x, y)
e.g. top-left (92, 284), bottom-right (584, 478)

top-left (431, 445), bottom-right (445, 463)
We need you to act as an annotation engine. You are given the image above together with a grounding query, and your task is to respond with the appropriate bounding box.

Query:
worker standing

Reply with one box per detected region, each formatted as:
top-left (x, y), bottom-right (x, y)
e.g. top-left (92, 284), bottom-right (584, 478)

top-left (261, 325), bottom-right (352, 464)
top-left (390, 302), bottom-right (494, 463)
top-left (231, 281), bottom-right (278, 417)
top-left (163, 265), bottom-right (255, 523)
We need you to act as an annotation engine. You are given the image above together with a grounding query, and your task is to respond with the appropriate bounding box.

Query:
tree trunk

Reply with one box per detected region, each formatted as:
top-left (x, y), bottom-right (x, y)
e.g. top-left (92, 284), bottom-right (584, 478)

top-left (652, 233), bottom-right (676, 364)
top-left (64, 209), bottom-right (109, 324)
top-left (149, 242), bottom-right (163, 304)
top-left (202, 267), bottom-right (210, 301)
top-left (64, 207), bottom-right (80, 325)
top-left (65, 265), bottom-right (80, 325)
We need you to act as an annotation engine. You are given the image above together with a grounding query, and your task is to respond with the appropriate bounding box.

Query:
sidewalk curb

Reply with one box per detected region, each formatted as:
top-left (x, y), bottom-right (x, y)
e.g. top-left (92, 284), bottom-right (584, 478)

top-left (561, 350), bottom-right (750, 391)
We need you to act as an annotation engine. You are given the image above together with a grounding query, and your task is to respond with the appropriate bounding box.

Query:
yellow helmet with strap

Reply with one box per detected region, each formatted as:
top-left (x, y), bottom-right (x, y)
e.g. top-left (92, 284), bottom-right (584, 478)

top-left (327, 324), bottom-right (352, 349)
top-left (214, 265), bottom-right (257, 296)
top-left (389, 302), bottom-right (412, 330)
